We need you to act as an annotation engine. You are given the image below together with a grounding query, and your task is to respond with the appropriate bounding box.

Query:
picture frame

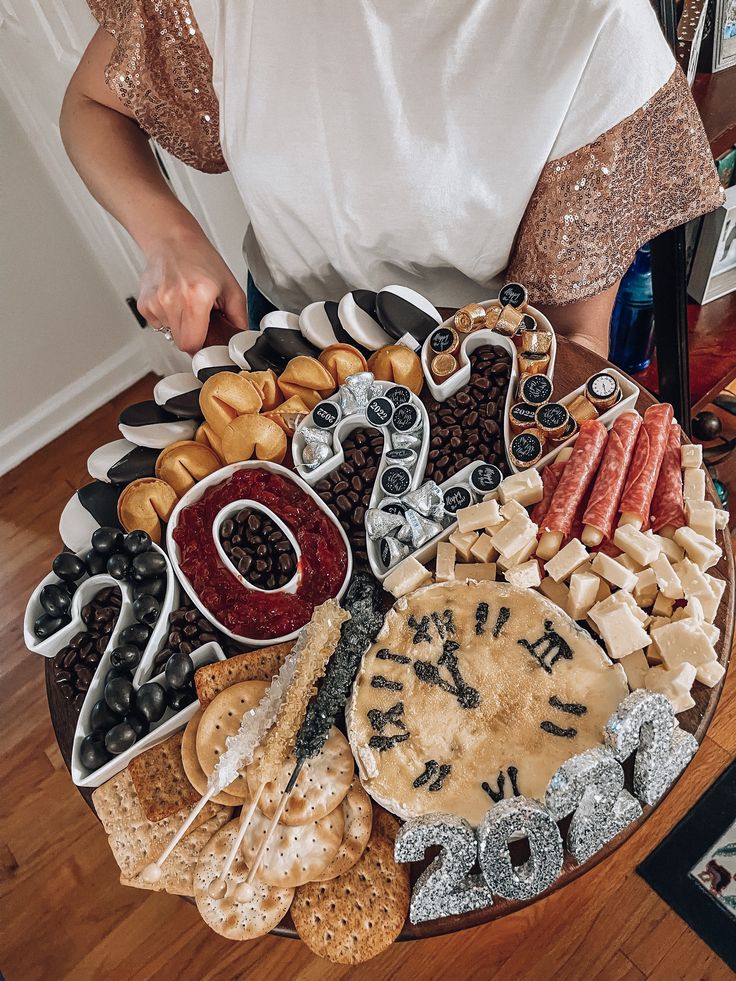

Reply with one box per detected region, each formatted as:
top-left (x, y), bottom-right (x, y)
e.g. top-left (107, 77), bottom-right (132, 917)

top-left (712, 0), bottom-right (736, 71)
top-left (688, 185), bottom-right (736, 303)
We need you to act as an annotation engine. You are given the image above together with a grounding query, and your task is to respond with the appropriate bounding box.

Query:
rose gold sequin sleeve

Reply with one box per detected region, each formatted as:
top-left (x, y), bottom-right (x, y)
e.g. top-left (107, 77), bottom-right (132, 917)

top-left (507, 66), bottom-right (724, 306)
top-left (86, 0), bottom-right (226, 173)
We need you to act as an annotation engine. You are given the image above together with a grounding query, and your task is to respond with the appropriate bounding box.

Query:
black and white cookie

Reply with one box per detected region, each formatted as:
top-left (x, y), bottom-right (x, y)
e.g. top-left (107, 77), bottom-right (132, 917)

top-left (299, 300), bottom-right (367, 352)
top-left (242, 332), bottom-right (289, 372)
top-left (229, 329), bottom-right (263, 369)
top-left (59, 481), bottom-right (123, 552)
top-left (260, 310), bottom-right (319, 359)
top-left (375, 285), bottom-right (442, 342)
top-left (118, 401), bottom-right (198, 448)
top-left (191, 345), bottom-right (239, 382)
top-left (153, 372), bottom-right (203, 419)
top-left (87, 439), bottom-right (160, 485)
top-left (337, 290), bottom-right (393, 351)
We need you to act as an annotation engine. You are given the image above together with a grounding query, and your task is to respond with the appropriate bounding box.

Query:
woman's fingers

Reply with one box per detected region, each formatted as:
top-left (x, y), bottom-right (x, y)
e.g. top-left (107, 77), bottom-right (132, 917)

top-left (175, 283), bottom-right (218, 354)
top-left (220, 280), bottom-right (249, 331)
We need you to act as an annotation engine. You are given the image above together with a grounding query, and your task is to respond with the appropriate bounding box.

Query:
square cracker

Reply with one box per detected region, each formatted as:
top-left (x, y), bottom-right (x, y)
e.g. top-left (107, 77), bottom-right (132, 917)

top-left (92, 769), bottom-right (232, 879)
top-left (128, 730), bottom-right (200, 822)
top-left (119, 815), bottom-right (224, 896)
top-left (194, 641), bottom-right (293, 707)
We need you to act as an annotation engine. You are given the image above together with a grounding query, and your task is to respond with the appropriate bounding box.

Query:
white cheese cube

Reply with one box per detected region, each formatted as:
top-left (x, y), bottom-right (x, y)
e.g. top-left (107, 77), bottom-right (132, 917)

top-left (435, 542), bottom-right (456, 582)
top-left (454, 562), bottom-right (497, 582)
top-left (650, 554), bottom-right (684, 600)
top-left (651, 533), bottom-right (685, 564)
top-left (596, 578), bottom-right (611, 602)
top-left (686, 500), bottom-right (716, 542)
top-left (651, 592), bottom-right (675, 618)
top-left (539, 577), bottom-right (570, 608)
top-left (497, 534), bottom-right (538, 571)
top-left (448, 530), bottom-right (479, 561)
top-left (714, 509), bottom-right (729, 532)
top-left (673, 526), bottom-right (722, 571)
top-left (645, 663), bottom-right (696, 714)
top-left (384, 556), bottom-right (433, 598)
top-left (620, 650), bottom-right (649, 690)
top-left (704, 574), bottom-right (726, 614)
top-left (613, 524), bottom-right (661, 566)
top-left (633, 568), bottom-right (658, 607)
top-left (610, 589), bottom-right (649, 623)
top-left (544, 539), bottom-right (589, 582)
top-left (457, 499), bottom-right (502, 534)
top-left (470, 533), bottom-right (496, 564)
top-left (683, 467), bottom-right (705, 502)
top-left (567, 570), bottom-right (600, 620)
top-left (498, 469), bottom-right (544, 507)
top-left (680, 444), bottom-right (702, 468)
top-left (655, 619), bottom-right (717, 671)
top-left (675, 560), bottom-right (720, 623)
top-left (588, 603), bottom-right (652, 660)
top-left (591, 552), bottom-right (637, 591)
top-left (697, 660), bottom-right (726, 687)
top-left (491, 514), bottom-right (538, 559)
top-left (504, 559), bottom-right (542, 589)
top-left (500, 499), bottom-right (528, 521)
top-left (612, 552), bottom-right (643, 573)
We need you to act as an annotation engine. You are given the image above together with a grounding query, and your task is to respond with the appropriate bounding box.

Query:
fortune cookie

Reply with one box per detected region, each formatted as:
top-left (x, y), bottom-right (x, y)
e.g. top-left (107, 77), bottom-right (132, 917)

top-left (239, 369), bottom-right (283, 411)
top-left (367, 345), bottom-right (424, 394)
top-left (222, 415), bottom-right (287, 465)
top-left (117, 477), bottom-right (178, 544)
top-left (195, 423), bottom-right (224, 461)
top-left (263, 396), bottom-right (311, 436)
top-left (155, 440), bottom-right (222, 497)
top-left (318, 344), bottom-right (369, 386)
top-left (277, 357), bottom-right (335, 403)
top-left (199, 372), bottom-right (262, 436)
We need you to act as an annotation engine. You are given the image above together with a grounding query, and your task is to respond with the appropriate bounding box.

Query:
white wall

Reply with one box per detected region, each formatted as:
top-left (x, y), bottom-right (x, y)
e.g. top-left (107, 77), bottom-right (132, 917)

top-left (0, 88), bottom-right (148, 475)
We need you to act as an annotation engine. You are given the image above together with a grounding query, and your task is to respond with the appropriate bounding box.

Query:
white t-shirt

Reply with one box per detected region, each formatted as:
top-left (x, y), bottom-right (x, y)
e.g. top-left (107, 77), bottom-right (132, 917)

top-left (190, 0), bottom-right (678, 311)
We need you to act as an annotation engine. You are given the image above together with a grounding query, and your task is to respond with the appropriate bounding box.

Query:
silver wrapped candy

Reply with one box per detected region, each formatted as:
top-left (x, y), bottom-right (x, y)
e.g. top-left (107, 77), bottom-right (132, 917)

top-left (340, 371), bottom-right (379, 415)
top-left (391, 432), bottom-right (423, 451)
top-left (379, 536), bottom-right (410, 568)
top-left (402, 481), bottom-right (445, 521)
top-left (604, 690), bottom-right (698, 806)
top-left (396, 518), bottom-right (413, 544)
top-left (395, 814), bottom-right (494, 924)
top-left (405, 509), bottom-right (444, 548)
top-left (299, 426), bottom-right (333, 447)
top-left (365, 508), bottom-right (404, 541)
top-left (545, 746), bottom-right (642, 863)
top-left (301, 442), bottom-right (332, 470)
top-left (478, 797), bottom-right (563, 901)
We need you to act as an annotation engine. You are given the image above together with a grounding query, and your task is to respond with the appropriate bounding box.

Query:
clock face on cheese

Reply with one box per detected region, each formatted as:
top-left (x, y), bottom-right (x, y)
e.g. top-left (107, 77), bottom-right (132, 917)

top-left (347, 581), bottom-right (628, 826)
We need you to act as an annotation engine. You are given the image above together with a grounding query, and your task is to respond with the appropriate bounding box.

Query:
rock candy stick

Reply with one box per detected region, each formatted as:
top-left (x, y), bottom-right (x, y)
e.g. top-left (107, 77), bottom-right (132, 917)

top-left (536, 420), bottom-right (608, 559)
top-left (581, 412), bottom-right (642, 546)
top-left (618, 403), bottom-right (674, 530)
top-left (649, 423), bottom-right (686, 535)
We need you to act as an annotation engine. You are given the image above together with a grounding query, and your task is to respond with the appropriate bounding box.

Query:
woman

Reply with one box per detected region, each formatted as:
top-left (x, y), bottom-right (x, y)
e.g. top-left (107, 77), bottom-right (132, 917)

top-left (61, 0), bottom-right (723, 356)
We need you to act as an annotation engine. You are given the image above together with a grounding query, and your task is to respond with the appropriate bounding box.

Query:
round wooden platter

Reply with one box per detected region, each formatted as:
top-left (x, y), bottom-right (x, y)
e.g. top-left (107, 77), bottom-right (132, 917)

top-left (44, 336), bottom-right (734, 942)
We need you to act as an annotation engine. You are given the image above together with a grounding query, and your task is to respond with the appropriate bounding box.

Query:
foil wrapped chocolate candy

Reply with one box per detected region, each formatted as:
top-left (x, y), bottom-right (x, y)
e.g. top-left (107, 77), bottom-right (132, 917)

top-left (395, 814), bottom-right (494, 924)
top-left (118, 401), bottom-right (198, 449)
top-left (402, 481), bottom-right (445, 521)
top-left (603, 690), bottom-right (698, 806)
top-left (478, 797), bottom-right (563, 901)
top-left (390, 432), bottom-right (423, 452)
top-left (339, 371), bottom-right (380, 416)
top-left (87, 439), bottom-right (159, 486)
top-left (379, 536), bottom-right (410, 568)
top-left (299, 426), bottom-right (333, 448)
top-left (365, 508), bottom-right (405, 541)
top-left (545, 746), bottom-right (642, 863)
top-left (301, 442), bottom-right (333, 470)
top-left (153, 372), bottom-right (203, 419)
top-left (404, 509), bottom-right (444, 548)
top-left (337, 289), bottom-right (393, 352)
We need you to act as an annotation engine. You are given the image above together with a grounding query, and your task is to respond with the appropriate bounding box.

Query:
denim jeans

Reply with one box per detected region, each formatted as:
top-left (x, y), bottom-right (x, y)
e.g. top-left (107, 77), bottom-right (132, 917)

top-left (247, 272), bottom-right (277, 329)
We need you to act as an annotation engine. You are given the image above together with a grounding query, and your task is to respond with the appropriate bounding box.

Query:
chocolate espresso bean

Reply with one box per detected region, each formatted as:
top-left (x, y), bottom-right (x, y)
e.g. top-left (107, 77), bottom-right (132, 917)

top-left (218, 507), bottom-right (297, 590)
top-left (52, 586), bottom-right (122, 709)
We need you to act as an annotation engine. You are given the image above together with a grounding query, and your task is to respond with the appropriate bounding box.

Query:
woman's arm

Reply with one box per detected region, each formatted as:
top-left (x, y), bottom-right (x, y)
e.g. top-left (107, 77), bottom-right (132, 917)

top-left (60, 28), bottom-right (247, 353)
top-left (535, 280), bottom-right (618, 359)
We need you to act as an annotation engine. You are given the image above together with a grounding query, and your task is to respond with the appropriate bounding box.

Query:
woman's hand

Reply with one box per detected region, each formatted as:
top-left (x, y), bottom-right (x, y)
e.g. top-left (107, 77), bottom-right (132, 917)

top-left (137, 228), bottom-right (248, 354)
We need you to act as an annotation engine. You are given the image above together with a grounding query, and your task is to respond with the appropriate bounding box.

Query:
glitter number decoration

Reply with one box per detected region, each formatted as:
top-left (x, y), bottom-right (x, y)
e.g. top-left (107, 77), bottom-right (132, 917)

top-left (604, 690), bottom-right (698, 806)
top-left (395, 814), bottom-right (494, 923)
top-left (545, 746), bottom-right (642, 863)
top-left (477, 798), bottom-right (563, 901)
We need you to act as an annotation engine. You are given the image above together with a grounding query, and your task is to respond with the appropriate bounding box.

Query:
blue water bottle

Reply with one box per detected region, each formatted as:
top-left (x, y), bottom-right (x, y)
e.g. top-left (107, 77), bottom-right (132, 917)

top-left (609, 243), bottom-right (655, 374)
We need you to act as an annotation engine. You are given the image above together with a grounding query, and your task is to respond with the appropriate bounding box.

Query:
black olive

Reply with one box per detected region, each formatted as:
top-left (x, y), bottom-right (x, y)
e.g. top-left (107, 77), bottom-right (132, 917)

top-left (123, 530), bottom-right (152, 555)
top-left (34, 613), bottom-right (68, 639)
top-left (166, 684), bottom-right (196, 712)
top-left (106, 553), bottom-right (131, 580)
top-left (104, 722), bottom-right (138, 755)
top-left (135, 682), bottom-right (167, 723)
top-left (105, 666), bottom-right (133, 685)
top-left (40, 583), bottom-right (71, 617)
top-left (80, 732), bottom-right (111, 770)
top-left (91, 526), bottom-right (124, 555)
top-left (133, 594), bottom-right (160, 625)
top-left (125, 713), bottom-right (150, 739)
top-left (110, 644), bottom-right (141, 670)
top-left (52, 551), bottom-right (86, 582)
top-left (104, 676), bottom-right (135, 715)
top-left (133, 577), bottom-right (166, 601)
top-left (165, 651), bottom-right (194, 690)
top-left (90, 698), bottom-right (122, 732)
top-left (61, 580), bottom-right (78, 598)
top-left (131, 551), bottom-right (167, 580)
top-left (119, 622), bottom-right (151, 648)
top-left (84, 548), bottom-right (108, 577)
top-left (692, 411), bottom-right (722, 442)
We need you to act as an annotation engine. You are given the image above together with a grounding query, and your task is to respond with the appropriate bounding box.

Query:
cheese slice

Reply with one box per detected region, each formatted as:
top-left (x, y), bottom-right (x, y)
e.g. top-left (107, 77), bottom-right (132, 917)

top-left (504, 559), bottom-right (541, 589)
top-left (470, 532), bottom-right (496, 564)
top-left (497, 468), bottom-right (544, 507)
top-left (680, 444), bottom-right (702, 468)
top-left (612, 552), bottom-right (643, 574)
top-left (620, 649), bottom-right (649, 690)
top-left (613, 525), bottom-right (661, 566)
top-left (673, 526), bottom-right (722, 572)
top-left (544, 539), bottom-right (589, 582)
top-left (588, 603), bottom-right (652, 660)
top-left (497, 534), bottom-right (538, 571)
top-left (650, 554), bottom-right (684, 600)
top-left (683, 467), bottom-right (705, 502)
top-left (651, 592), bottom-right (675, 618)
top-left (591, 552), bottom-right (637, 591)
top-left (704, 573), bottom-right (726, 613)
top-left (714, 509), bottom-right (729, 532)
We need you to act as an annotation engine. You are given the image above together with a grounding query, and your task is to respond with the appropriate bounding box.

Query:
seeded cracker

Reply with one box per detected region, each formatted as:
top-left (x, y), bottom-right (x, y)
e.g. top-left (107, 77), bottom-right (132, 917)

top-left (194, 641), bottom-right (294, 707)
top-left (291, 810), bottom-right (409, 964)
top-left (120, 814), bottom-right (225, 896)
top-left (127, 730), bottom-right (200, 822)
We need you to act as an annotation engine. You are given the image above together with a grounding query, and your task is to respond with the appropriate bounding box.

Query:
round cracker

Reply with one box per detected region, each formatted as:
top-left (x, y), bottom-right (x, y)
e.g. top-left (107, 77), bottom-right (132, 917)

top-left (249, 727), bottom-right (353, 826)
top-left (194, 821), bottom-right (293, 940)
top-left (181, 710), bottom-right (244, 806)
top-left (290, 809), bottom-right (409, 964)
top-left (196, 681), bottom-right (268, 797)
top-left (314, 781), bottom-right (373, 882)
top-left (241, 801), bottom-right (344, 888)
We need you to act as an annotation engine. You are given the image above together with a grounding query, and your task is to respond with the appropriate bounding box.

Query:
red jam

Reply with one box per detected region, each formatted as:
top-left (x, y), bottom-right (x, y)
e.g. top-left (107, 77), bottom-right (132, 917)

top-left (173, 469), bottom-right (348, 639)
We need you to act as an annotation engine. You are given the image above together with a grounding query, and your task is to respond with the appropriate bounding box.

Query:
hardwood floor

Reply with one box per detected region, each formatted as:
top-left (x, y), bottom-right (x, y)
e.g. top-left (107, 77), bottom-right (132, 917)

top-left (1, 375), bottom-right (734, 981)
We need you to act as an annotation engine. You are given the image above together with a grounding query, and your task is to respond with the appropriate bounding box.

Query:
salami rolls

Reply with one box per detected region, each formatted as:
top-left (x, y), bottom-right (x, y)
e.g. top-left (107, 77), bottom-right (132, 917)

top-left (618, 403), bottom-right (674, 528)
top-left (649, 423), bottom-right (686, 532)
top-left (531, 459), bottom-right (565, 525)
top-left (582, 412), bottom-right (642, 543)
top-left (542, 420), bottom-right (608, 537)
